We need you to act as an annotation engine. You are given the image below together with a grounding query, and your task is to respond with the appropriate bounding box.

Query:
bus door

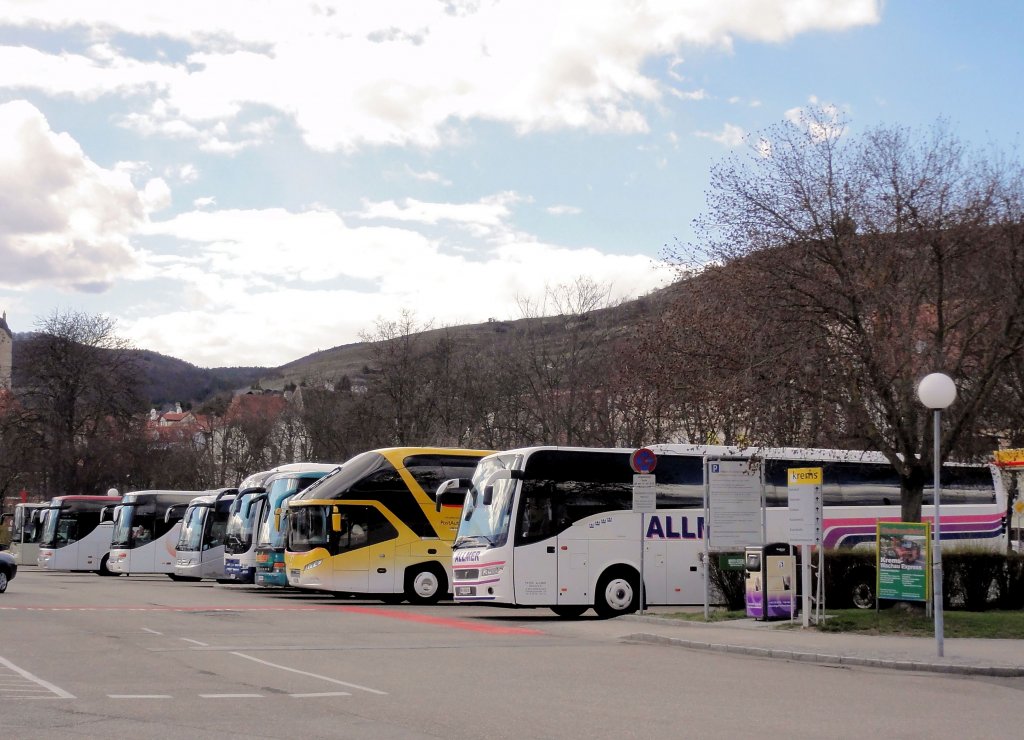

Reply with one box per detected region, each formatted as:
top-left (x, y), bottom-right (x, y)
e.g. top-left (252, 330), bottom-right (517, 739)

top-left (513, 490), bottom-right (558, 605)
top-left (643, 537), bottom-right (668, 604)
top-left (330, 505), bottom-right (398, 593)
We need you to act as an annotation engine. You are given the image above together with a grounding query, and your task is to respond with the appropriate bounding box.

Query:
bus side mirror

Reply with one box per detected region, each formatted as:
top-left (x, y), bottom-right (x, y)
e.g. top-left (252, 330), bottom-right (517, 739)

top-left (434, 478), bottom-right (469, 512)
top-left (332, 511), bottom-right (342, 533)
top-left (481, 469), bottom-right (522, 506)
top-left (274, 509), bottom-right (281, 530)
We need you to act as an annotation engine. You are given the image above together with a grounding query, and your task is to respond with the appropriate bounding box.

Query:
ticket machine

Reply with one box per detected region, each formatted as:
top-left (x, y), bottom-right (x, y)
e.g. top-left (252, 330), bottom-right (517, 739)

top-left (744, 542), bottom-right (797, 620)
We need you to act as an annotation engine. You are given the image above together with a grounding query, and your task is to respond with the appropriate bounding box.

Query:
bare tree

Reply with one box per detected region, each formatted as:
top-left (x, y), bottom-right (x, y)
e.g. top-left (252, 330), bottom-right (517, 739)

top-left (16, 310), bottom-right (144, 497)
top-left (671, 109), bottom-right (1024, 521)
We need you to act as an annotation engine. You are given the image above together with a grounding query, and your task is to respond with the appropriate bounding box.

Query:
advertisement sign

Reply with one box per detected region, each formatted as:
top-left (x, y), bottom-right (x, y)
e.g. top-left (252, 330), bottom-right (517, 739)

top-left (876, 521), bottom-right (930, 602)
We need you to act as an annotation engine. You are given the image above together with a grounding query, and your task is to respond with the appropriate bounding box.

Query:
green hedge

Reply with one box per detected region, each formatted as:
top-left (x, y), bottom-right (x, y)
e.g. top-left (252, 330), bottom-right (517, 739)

top-left (710, 550), bottom-right (1024, 611)
top-left (822, 550), bottom-right (1024, 611)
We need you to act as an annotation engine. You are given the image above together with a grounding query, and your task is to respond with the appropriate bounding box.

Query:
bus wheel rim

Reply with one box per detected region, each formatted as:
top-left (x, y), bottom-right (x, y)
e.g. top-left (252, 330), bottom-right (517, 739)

top-left (604, 578), bottom-right (633, 611)
top-left (413, 571), bottom-right (438, 598)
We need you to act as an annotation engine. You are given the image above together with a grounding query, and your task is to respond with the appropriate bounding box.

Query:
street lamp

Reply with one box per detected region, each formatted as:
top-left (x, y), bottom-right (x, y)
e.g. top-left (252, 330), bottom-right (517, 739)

top-left (917, 372), bottom-right (956, 658)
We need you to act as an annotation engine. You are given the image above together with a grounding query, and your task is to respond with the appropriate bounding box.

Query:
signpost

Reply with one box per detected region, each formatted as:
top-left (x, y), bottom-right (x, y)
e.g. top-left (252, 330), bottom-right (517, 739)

top-left (631, 448), bottom-right (657, 614)
top-left (787, 467), bottom-right (823, 626)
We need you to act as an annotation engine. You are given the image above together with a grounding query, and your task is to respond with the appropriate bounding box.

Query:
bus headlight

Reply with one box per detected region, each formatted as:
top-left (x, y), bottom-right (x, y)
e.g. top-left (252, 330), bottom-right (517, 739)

top-left (480, 564), bottom-right (504, 577)
top-left (303, 559), bottom-right (323, 571)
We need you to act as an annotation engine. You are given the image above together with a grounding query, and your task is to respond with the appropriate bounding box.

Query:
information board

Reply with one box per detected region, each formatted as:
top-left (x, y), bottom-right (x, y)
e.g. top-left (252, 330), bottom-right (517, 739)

top-left (632, 474), bottom-right (656, 513)
top-left (706, 459), bottom-right (762, 550)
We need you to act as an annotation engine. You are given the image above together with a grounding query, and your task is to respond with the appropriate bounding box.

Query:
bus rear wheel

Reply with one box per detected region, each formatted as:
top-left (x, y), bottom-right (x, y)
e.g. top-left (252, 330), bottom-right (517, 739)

top-left (405, 565), bottom-right (447, 605)
top-left (594, 567), bottom-right (640, 619)
top-left (550, 605), bottom-right (588, 618)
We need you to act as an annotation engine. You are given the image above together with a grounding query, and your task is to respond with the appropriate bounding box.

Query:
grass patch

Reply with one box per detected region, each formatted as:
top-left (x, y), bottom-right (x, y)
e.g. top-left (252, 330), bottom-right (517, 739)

top-left (659, 609), bottom-right (747, 622)
top-left (816, 609), bottom-right (1024, 638)
top-left (651, 607), bottom-right (1024, 638)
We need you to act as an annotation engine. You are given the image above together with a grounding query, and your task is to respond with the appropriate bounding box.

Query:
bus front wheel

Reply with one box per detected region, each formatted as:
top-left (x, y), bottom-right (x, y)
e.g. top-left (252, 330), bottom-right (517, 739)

top-left (98, 555), bottom-right (118, 577)
top-left (594, 567), bottom-right (640, 619)
top-left (405, 565), bottom-right (447, 605)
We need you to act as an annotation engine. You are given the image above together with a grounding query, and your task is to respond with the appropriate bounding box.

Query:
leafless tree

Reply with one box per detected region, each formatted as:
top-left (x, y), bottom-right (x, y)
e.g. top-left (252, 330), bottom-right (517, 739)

top-left (16, 310), bottom-right (144, 497)
top-left (671, 108), bottom-right (1024, 521)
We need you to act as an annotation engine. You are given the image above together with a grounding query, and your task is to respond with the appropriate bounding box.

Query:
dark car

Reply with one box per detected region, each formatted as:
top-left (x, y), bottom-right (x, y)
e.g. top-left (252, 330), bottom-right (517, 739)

top-left (0, 550), bottom-right (16, 593)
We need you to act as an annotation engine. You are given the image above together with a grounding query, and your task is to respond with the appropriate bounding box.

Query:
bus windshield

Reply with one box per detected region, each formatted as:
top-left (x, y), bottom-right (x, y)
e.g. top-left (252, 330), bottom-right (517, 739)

top-left (109, 504), bottom-right (136, 548)
top-left (289, 505), bottom-right (330, 552)
top-left (225, 491), bottom-right (259, 554)
top-left (12, 506), bottom-right (43, 542)
top-left (454, 454), bottom-right (520, 549)
top-left (40, 506), bottom-right (77, 547)
top-left (256, 477), bottom-right (306, 548)
top-left (177, 505), bottom-right (207, 552)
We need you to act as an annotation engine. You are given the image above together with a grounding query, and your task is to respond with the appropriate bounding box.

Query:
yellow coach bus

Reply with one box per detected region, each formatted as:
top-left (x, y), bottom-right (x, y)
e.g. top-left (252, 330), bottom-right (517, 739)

top-left (284, 447), bottom-right (492, 604)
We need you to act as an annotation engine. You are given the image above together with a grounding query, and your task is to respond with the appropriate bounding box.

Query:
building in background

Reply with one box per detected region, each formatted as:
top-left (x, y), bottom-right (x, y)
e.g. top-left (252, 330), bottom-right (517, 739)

top-left (0, 311), bottom-right (11, 392)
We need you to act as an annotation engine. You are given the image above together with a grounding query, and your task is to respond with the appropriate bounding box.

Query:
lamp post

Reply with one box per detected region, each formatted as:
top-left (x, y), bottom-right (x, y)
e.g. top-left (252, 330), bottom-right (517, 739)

top-left (917, 372), bottom-right (956, 658)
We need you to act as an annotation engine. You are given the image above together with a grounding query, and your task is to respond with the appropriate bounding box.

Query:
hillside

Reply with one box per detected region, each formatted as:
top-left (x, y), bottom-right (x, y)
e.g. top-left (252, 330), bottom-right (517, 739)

top-left (6, 285), bottom-right (678, 407)
top-left (264, 286), bottom-right (673, 391)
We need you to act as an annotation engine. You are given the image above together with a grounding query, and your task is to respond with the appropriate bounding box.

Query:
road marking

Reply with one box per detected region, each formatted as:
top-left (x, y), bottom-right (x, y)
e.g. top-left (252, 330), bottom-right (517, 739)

top-left (0, 656), bottom-right (75, 699)
top-left (141, 628), bottom-right (163, 635)
top-left (108, 694), bottom-right (172, 699)
top-left (290, 692), bottom-right (351, 698)
top-left (200, 693), bottom-right (263, 699)
top-left (181, 638), bottom-right (209, 647)
top-left (337, 605), bottom-right (545, 635)
top-left (231, 652), bottom-right (388, 695)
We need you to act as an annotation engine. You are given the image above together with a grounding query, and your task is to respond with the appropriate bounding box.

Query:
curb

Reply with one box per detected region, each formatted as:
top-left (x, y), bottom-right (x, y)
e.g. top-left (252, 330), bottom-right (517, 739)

top-left (621, 633), bottom-right (1024, 677)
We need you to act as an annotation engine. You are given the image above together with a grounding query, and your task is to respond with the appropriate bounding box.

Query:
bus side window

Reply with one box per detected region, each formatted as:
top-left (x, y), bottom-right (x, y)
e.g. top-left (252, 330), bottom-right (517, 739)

top-left (336, 506), bottom-right (397, 552)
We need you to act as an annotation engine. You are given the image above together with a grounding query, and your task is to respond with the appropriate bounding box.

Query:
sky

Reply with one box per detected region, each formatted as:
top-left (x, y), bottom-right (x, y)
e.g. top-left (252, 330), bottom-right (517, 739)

top-left (0, 1), bottom-right (1022, 368)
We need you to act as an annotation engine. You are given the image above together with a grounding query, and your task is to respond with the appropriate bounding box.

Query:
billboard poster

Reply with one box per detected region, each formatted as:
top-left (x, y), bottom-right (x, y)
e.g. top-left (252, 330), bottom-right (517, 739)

top-left (876, 521), bottom-right (930, 602)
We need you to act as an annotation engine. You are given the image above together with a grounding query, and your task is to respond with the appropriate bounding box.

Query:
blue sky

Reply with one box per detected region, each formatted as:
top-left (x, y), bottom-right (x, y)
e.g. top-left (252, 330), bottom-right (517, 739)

top-left (0, 1), bottom-right (1021, 368)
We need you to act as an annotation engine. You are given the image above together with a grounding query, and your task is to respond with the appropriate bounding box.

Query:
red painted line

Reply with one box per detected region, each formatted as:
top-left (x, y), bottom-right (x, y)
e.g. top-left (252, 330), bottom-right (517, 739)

top-left (0, 604), bottom-right (545, 635)
top-left (336, 605), bottom-right (543, 635)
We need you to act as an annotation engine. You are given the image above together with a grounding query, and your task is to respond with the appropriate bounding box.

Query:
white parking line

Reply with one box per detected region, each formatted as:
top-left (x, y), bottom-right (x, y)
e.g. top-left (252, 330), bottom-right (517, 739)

top-left (200, 693), bottom-right (263, 699)
top-left (230, 653), bottom-right (388, 695)
top-left (141, 628), bottom-right (163, 635)
top-left (180, 638), bottom-right (208, 646)
top-left (290, 692), bottom-right (352, 698)
top-left (0, 656), bottom-right (75, 699)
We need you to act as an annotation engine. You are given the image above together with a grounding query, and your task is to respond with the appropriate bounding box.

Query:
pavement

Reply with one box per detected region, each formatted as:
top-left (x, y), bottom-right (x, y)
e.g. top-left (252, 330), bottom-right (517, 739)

top-left (619, 611), bottom-right (1024, 677)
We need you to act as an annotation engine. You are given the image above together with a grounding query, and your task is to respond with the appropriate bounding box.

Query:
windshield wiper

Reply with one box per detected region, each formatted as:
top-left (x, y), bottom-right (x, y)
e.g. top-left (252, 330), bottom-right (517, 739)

top-left (453, 535), bottom-right (492, 550)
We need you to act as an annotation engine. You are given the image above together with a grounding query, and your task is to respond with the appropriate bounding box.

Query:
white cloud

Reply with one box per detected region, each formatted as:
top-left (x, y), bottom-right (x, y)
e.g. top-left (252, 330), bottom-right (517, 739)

top-left (0, 100), bottom-right (146, 291)
top-left (125, 202), bottom-right (670, 366)
top-left (784, 97), bottom-right (847, 141)
top-left (695, 122), bottom-right (746, 147)
top-left (402, 166), bottom-right (452, 185)
top-left (546, 205), bottom-right (582, 216)
top-left (352, 192), bottom-right (523, 237)
top-left (0, 1), bottom-right (881, 152)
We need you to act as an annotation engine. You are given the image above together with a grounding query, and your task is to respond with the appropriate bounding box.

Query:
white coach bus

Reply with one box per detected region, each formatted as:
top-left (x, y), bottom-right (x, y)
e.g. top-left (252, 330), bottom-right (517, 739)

top-left (449, 445), bottom-right (1003, 618)
top-left (37, 494), bottom-right (123, 575)
top-left (107, 491), bottom-right (204, 576)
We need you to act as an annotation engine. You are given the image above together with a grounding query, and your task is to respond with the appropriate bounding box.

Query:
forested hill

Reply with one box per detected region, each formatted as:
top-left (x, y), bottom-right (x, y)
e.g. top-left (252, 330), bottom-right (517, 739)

top-left (10, 337), bottom-right (267, 408)
top-left (132, 350), bottom-right (267, 407)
